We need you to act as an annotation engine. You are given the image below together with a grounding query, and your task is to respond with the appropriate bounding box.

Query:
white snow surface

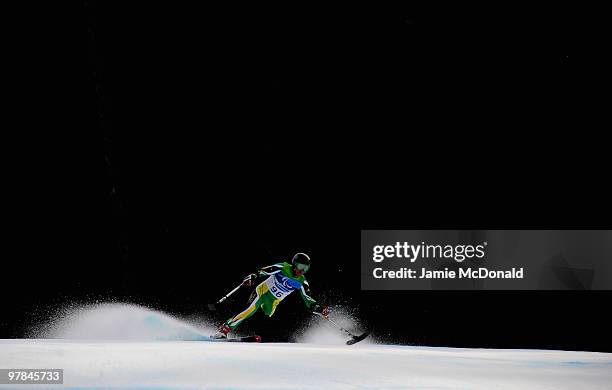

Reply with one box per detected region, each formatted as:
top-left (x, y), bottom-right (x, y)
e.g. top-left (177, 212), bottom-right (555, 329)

top-left (2, 304), bottom-right (610, 389)
top-left (1, 339), bottom-right (611, 389)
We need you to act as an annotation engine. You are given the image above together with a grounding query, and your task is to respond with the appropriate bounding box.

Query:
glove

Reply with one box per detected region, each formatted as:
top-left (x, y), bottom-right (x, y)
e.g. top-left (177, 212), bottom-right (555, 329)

top-left (242, 273), bottom-right (257, 287)
top-left (312, 304), bottom-right (331, 318)
top-left (321, 306), bottom-right (331, 318)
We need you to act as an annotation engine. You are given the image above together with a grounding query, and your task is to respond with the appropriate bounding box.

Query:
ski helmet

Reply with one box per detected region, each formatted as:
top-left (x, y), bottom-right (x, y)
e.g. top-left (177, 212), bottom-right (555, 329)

top-left (291, 252), bottom-right (311, 274)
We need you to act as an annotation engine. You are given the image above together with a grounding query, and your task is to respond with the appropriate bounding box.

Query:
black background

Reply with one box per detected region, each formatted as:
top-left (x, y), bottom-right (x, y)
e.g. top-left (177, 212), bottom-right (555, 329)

top-left (3, 3), bottom-right (610, 352)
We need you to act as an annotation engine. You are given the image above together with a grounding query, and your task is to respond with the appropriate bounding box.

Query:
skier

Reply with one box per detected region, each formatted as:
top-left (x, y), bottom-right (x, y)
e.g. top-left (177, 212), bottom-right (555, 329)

top-left (213, 252), bottom-right (330, 339)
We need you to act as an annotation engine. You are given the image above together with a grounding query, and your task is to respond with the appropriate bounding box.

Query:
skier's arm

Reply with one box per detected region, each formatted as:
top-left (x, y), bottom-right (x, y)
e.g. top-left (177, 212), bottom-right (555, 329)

top-left (299, 281), bottom-right (330, 317)
top-left (257, 263), bottom-right (284, 277)
top-left (243, 263), bottom-right (284, 286)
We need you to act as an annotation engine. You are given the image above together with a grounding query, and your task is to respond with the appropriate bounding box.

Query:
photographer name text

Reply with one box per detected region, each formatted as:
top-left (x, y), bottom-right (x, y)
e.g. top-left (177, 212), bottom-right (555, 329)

top-left (373, 267), bottom-right (524, 279)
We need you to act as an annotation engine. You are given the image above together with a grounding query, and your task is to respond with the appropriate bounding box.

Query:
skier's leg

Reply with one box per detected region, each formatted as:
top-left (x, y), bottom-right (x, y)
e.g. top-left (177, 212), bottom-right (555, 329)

top-left (260, 293), bottom-right (281, 317)
top-left (225, 283), bottom-right (265, 330)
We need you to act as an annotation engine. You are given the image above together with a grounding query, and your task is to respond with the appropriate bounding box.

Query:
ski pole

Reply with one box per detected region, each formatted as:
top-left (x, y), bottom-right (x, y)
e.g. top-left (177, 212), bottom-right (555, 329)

top-left (217, 284), bottom-right (242, 304)
top-left (315, 312), bottom-right (370, 345)
top-left (207, 283), bottom-right (242, 311)
top-left (315, 313), bottom-right (357, 338)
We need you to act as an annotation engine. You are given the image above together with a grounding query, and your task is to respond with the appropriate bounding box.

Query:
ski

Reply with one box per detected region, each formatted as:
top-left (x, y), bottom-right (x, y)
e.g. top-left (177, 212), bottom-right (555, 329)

top-left (346, 332), bottom-right (369, 345)
top-left (316, 314), bottom-right (370, 345)
top-left (206, 335), bottom-right (261, 343)
top-left (225, 335), bottom-right (261, 343)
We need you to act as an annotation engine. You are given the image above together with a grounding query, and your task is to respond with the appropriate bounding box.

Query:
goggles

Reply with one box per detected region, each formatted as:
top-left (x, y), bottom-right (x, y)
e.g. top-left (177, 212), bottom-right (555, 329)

top-left (295, 263), bottom-right (310, 273)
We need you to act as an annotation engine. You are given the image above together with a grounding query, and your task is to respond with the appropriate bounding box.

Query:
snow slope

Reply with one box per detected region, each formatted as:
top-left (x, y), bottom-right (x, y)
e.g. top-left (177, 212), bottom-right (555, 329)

top-left (1, 340), bottom-right (611, 389)
top-left (2, 303), bottom-right (610, 389)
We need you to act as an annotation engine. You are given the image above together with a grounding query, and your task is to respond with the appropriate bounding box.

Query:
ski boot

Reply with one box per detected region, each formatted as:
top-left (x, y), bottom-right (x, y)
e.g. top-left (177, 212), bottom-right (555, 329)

top-left (211, 323), bottom-right (231, 339)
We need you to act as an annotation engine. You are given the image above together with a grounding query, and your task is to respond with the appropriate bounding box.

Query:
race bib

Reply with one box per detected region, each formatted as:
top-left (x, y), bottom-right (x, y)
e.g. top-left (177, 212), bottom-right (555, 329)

top-left (265, 273), bottom-right (301, 300)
